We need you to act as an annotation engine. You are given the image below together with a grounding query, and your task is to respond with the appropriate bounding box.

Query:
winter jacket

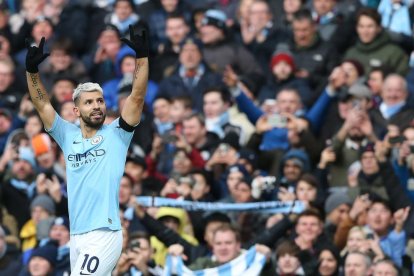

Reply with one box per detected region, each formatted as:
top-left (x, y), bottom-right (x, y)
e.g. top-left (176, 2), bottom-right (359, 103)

top-left (150, 207), bottom-right (199, 266)
top-left (344, 31), bottom-right (409, 76)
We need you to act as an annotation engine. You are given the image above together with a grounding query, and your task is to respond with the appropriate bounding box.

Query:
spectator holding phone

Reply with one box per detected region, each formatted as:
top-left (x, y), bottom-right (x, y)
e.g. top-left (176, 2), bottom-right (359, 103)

top-left (223, 64), bottom-right (341, 174)
top-left (115, 232), bottom-right (162, 276)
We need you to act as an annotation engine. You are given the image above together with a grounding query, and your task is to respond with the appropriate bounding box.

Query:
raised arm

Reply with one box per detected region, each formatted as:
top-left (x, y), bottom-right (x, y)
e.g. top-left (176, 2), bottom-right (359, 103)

top-left (25, 37), bottom-right (56, 130)
top-left (120, 25), bottom-right (149, 126)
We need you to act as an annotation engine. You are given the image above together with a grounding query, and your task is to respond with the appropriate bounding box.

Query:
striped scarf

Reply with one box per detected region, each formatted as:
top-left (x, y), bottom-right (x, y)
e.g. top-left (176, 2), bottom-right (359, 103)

top-left (163, 246), bottom-right (266, 276)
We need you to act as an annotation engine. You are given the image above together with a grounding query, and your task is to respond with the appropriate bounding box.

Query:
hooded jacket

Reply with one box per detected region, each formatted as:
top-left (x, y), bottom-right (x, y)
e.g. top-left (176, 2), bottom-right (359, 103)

top-left (150, 207), bottom-right (198, 266)
top-left (344, 31), bottom-right (409, 76)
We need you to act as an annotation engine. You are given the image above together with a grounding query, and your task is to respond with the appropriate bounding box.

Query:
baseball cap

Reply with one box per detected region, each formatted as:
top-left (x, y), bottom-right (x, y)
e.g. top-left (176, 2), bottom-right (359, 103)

top-left (339, 83), bottom-right (372, 101)
top-left (201, 9), bottom-right (227, 31)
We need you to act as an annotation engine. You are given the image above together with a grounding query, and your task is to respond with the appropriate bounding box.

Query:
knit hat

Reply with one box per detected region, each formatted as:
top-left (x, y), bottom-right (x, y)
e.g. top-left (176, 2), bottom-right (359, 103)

top-left (347, 83), bottom-right (372, 99)
top-left (101, 23), bottom-right (121, 38)
top-left (221, 132), bottom-right (240, 151)
top-left (270, 51), bottom-right (295, 71)
top-left (359, 142), bottom-right (375, 157)
top-left (30, 243), bottom-right (58, 266)
top-left (324, 192), bottom-right (352, 214)
top-left (51, 216), bottom-right (69, 231)
top-left (227, 164), bottom-right (252, 186)
top-left (0, 108), bottom-right (12, 120)
top-left (30, 195), bottom-right (56, 215)
top-left (18, 147), bottom-right (36, 168)
top-left (31, 133), bottom-right (52, 157)
top-left (238, 148), bottom-right (258, 170)
top-left (201, 9), bottom-right (227, 31)
top-left (179, 36), bottom-right (203, 52)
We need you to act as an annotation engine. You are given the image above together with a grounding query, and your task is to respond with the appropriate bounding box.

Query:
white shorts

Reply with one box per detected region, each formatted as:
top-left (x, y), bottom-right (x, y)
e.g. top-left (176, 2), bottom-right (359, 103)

top-left (70, 229), bottom-right (122, 276)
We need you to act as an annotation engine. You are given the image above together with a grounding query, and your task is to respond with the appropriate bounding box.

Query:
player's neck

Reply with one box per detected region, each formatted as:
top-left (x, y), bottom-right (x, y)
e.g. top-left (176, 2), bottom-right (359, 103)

top-left (80, 124), bottom-right (100, 138)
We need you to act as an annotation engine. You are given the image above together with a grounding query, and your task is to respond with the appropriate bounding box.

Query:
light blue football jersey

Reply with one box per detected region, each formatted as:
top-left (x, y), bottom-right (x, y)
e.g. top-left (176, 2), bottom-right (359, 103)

top-left (46, 113), bottom-right (134, 234)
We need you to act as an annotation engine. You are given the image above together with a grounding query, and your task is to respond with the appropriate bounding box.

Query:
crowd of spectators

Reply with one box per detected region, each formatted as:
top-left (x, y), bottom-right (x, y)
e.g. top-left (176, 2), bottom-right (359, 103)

top-left (0, 0), bottom-right (414, 275)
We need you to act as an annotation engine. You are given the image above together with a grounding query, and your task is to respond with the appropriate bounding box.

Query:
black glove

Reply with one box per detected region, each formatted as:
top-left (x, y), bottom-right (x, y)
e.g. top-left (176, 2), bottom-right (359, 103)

top-left (25, 37), bottom-right (50, 73)
top-left (121, 25), bottom-right (149, 59)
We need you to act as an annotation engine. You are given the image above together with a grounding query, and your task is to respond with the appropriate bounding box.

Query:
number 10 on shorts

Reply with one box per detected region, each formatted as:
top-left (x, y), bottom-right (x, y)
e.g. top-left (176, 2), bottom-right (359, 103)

top-left (80, 254), bottom-right (100, 275)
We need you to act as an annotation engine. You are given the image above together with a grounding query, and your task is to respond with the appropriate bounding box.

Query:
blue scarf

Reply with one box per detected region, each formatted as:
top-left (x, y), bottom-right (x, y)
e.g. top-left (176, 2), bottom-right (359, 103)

top-left (10, 179), bottom-right (36, 198)
top-left (163, 246), bottom-right (266, 276)
top-left (379, 101), bottom-right (405, 119)
top-left (205, 112), bottom-right (230, 139)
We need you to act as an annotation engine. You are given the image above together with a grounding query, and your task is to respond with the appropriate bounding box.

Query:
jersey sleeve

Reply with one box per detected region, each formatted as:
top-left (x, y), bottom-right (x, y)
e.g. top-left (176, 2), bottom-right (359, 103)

top-left (45, 112), bottom-right (76, 148)
top-left (110, 118), bottom-right (135, 146)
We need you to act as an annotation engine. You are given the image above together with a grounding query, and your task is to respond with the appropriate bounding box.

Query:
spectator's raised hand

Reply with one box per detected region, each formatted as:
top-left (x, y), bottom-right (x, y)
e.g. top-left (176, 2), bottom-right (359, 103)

top-left (168, 244), bottom-right (188, 260)
top-left (25, 37), bottom-right (49, 73)
top-left (359, 112), bottom-right (375, 139)
top-left (121, 25), bottom-right (149, 58)
top-left (36, 173), bottom-right (49, 194)
top-left (394, 206), bottom-right (410, 232)
top-left (223, 65), bottom-right (239, 89)
top-left (328, 66), bottom-right (346, 92)
top-left (18, 94), bottom-right (35, 118)
top-left (255, 115), bottom-right (272, 134)
top-left (349, 194), bottom-right (371, 221)
top-left (46, 175), bottom-right (62, 203)
top-left (318, 147), bottom-right (336, 169)
top-left (255, 244), bottom-right (272, 261)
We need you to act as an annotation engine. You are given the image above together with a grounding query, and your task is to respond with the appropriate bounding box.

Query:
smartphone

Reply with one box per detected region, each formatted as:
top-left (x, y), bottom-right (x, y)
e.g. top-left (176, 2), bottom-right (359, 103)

top-left (161, 133), bottom-right (178, 143)
top-left (129, 239), bottom-right (140, 250)
top-left (267, 113), bottom-right (287, 128)
top-left (352, 99), bottom-right (362, 110)
top-left (218, 143), bottom-right (230, 154)
top-left (388, 136), bottom-right (406, 145)
top-left (366, 233), bottom-right (374, 240)
top-left (44, 171), bottom-right (54, 180)
top-left (410, 145), bottom-right (414, 153)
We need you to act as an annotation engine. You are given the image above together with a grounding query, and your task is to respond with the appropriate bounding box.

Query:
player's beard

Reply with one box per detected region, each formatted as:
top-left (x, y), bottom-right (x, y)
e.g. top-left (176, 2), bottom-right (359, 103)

top-left (80, 110), bottom-right (106, 129)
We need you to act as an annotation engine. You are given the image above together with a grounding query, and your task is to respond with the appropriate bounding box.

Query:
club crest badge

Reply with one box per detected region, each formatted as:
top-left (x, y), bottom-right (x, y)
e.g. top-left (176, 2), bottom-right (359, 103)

top-left (91, 135), bottom-right (103, 145)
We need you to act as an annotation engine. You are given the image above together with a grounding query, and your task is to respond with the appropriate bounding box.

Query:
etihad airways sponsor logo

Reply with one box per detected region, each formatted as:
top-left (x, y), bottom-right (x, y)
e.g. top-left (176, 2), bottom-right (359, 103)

top-left (67, 149), bottom-right (106, 168)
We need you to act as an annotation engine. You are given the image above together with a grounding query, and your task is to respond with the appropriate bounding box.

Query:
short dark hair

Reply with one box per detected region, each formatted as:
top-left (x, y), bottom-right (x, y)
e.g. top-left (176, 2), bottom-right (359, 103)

top-left (213, 224), bottom-right (241, 242)
top-left (183, 112), bottom-right (205, 126)
top-left (153, 95), bottom-right (172, 104)
top-left (167, 11), bottom-right (188, 23)
top-left (171, 95), bottom-right (193, 109)
top-left (292, 9), bottom-right (313, 23)
top-left (369, 198), bottom-right (392, 213)
top-left (357, 7), bottom-right (382, 26)
top-left (298, 173), bottom-right (319, 189)
top-left (204, 212), bottom-right (231, 225)
top-left (203, 87), bottom-right (232, 104)
top-left (121, 173), bottom-right (134, 188)
top-left (275, 240), bottom-right (301, 259)
top-left (128, 231), bottom-right (150, 245)
top-left (50, 37), bottom-right (74, 55)
top-left (369, 65), bottom-right (392, 79)
top-left (297, 208), bottom-right (323, 223)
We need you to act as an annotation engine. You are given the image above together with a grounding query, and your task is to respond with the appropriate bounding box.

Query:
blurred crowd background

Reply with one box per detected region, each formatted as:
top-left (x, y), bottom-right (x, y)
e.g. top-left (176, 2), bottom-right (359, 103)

top-left (0, 0), bottom-right (414, 275)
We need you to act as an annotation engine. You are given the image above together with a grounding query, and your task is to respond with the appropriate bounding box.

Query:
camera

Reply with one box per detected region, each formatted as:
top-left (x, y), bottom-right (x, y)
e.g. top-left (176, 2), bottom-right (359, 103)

top-left (128, 239), bottom-right (140, 250)
top-left (252, 176), bottom-right (277, 199)
top-left (218, 143), bottom-right (230, 155)
top-left (352, 99), bottom-right (362, 110)
top-left (179, 175), bottom-right (196, 187)
top-left (267, 113), bottom-right (287, 128)
top-left (161, 132), bottom-right (178, 143)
